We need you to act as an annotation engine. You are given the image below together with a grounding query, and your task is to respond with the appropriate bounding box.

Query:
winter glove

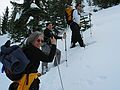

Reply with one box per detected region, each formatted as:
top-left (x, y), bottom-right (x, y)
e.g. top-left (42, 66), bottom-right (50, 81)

top-left (1, 65), bottom-right (5, 73)
top-left (4, 40), bottom-right (11, 47)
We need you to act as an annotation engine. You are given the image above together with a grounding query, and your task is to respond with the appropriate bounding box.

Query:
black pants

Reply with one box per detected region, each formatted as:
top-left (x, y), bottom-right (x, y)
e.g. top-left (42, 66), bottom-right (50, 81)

top-left (70, 22), bottom-right (84, 47)
top-left (9, 78), bottom-right (40, 90)
top-left (29, 78), bottom-right (40, 90)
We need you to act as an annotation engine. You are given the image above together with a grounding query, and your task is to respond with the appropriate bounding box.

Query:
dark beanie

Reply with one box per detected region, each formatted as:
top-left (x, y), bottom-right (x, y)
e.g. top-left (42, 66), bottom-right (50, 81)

top-left (26, 31), bottom-right (43, 45)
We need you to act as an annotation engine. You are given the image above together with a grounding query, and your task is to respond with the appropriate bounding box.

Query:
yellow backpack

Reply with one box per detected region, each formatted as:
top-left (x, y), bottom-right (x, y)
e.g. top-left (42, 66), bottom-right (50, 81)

top-left (9, 73), bottom-right (41, 90)
top-left (17, 73), bottom-right (41, 90)
top-left (65, 6), bottom-right (74, 25)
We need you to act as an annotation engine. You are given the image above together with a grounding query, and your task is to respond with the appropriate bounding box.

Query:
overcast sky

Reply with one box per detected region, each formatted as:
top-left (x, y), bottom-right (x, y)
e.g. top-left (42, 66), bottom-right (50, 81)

top-left (0, 0), bottom-right (11, 15)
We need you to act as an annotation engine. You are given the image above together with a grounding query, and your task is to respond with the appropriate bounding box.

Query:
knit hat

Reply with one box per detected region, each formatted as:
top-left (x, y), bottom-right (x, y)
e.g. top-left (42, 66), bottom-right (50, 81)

top-left (26, 31), bottom-right (43, 45)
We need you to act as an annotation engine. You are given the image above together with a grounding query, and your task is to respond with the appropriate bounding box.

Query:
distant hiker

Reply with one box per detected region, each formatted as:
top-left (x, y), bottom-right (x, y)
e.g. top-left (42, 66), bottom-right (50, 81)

top-left (69, 3), bottom-right (85, 48)
top-left (42, 23), bottom-right (66, 72)
top-left (8, 31), bottom-right (56, 90)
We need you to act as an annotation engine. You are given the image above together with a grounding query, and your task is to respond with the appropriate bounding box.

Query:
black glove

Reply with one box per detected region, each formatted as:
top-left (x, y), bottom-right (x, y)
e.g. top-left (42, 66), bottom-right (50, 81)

top-left (4, 40), bottom-right (11, 47)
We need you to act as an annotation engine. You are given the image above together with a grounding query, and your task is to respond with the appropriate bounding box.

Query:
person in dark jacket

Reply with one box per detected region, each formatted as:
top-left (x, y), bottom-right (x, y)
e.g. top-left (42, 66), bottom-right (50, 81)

top-left (9, 31), bottom-right (56, 90)
top-left (42, 23), bottom-right (66, 71)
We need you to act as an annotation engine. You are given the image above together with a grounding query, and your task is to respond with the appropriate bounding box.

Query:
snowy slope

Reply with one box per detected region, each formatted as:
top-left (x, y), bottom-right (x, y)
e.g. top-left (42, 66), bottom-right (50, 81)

top-left (40, 5), bottom-right (120, 90)
top-left (0, 4), bottom-right (120, 90)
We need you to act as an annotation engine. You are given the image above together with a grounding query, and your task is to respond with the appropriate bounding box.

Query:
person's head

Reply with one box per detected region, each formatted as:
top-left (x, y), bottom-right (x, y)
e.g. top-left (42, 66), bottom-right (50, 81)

top-left (26, 31), bottom-right (44, 48)
top-left (75, 2), bottom-right (83, 12)
top-left (75, 3), bottom-right (81, 9)
top-left (46, 23), bottom-right (53, 30)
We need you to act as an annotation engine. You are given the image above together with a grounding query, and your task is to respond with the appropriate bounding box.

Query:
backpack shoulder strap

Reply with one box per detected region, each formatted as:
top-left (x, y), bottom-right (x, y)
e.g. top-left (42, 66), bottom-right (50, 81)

top-left (71, 9), bottom-right (74, 17)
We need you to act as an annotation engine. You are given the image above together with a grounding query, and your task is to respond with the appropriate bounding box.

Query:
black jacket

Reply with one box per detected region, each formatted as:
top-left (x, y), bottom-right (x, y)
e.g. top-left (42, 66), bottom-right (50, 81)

top-left (44, 28), bottom-right (62, 44)
top-left (23, 44), bottom-right (56, 73)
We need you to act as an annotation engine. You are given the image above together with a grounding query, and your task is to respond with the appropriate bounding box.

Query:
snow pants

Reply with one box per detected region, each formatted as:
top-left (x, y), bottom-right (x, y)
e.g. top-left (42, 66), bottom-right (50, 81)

top-left (70, 22), bottom-right (84, 47)
top-left (54, 49), bottom-right (61, 66)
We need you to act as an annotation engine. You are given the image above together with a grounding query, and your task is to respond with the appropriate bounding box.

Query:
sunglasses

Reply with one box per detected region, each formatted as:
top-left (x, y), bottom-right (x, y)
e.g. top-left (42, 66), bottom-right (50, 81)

top-left (37, 39), bottom-right (44, 43)
top-left (78, 5), bottom-right (82, 7)
top-left (79, 5), bottom-right (84, 8)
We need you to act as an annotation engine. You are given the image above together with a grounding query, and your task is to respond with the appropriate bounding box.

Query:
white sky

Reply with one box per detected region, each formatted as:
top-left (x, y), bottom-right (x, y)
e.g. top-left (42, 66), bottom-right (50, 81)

top-left (0, 0), bottom-right (23, 16)
top-left (0, 0), bottom-right (11, 16)
top-left (0, 1), bottom-right (120, 90)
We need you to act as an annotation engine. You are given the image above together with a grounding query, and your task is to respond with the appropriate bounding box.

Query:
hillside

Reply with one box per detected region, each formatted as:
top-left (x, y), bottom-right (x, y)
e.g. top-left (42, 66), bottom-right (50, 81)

top-left (0, 5), bottom-right (120, 90)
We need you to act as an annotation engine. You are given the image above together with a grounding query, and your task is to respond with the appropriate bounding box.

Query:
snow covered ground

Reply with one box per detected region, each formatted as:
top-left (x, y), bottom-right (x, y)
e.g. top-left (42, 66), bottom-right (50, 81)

top-left (0, 4), bottom-right (120, 90)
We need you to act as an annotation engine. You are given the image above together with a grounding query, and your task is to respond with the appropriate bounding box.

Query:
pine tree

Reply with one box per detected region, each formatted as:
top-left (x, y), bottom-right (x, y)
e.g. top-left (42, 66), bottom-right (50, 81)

top-left (75, 0), bottom-right (83, 3)
top-left (8, 1), bottom-right (42, 42)
top-left (92, 0), bottom-right (120, 9)
top-left (65, 0), bottom-right (72, 4)
top-left (39, 0), bottom-right (66, 30)
top-left (1, 7), bottom-right (9, 34)
top-left (0, 16), bottom-right (2, 35)
top-left (80, 15), bottom-right (91, 31)
top-left (8, 0), bottom-right (66, 42)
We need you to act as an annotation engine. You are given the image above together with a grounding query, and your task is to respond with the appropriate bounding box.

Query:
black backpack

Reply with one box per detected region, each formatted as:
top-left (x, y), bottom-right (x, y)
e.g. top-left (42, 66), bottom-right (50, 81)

top-left (0, 40), bottom-right (30, 81)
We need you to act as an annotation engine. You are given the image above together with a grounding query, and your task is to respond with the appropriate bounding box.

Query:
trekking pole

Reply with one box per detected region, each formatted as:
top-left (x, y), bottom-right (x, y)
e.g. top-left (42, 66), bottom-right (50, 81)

top-left (89, 13), bottom-right (92, 37)
top-left (57, 62), bottom-right (65, 90)
top-left (89, 0), bottom-right (92, 37)
top-left (55, 41), bottom-right (65, 90)
top-left (64, 32), bottom-right (68, 67)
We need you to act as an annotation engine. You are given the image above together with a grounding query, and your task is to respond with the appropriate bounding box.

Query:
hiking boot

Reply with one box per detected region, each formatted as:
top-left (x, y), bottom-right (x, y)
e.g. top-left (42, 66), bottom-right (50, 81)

top-left (81, 43), bottom-right (86, 48)
top-left (70, 43), bottom-right (76, 48)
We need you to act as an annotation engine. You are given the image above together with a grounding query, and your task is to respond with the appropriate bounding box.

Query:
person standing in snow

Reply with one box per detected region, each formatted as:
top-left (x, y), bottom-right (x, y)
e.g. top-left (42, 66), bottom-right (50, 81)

top-left (70, 2), bottom-right (85, 48)
top-left (42, 23), bottom-right (66, 71)
top-left (9, 31), bottom-right (56, 90)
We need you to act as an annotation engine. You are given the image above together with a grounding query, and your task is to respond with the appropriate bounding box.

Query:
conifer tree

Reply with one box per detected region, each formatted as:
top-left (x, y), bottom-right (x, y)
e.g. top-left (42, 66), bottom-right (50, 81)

top-left (92, 0), bottom-right (120, 9)
top-left (75, 0), bottom-right (83, 3)
top-left (8, 1), bottom-right (42, 42)
top-left (1, 7), bottom-right (9, 34)
top-left (8, 0), bottom-right (66, 42)
top-left (0, 16), bottom-right (2, 34)
top-left (39, 0), bottom-right (66, 29)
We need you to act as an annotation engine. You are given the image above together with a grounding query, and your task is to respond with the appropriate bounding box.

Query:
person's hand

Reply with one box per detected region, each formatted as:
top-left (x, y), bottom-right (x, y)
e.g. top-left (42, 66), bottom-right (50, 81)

top-left (50, 37), bottom-right (56, 45)
top-left (4, 40), bottom-right (11, 47)
top-left (62, 32), bottom-right (67, 39)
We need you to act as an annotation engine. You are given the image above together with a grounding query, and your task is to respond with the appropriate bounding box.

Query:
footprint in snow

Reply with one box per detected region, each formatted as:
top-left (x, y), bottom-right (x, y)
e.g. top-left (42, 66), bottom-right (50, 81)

top-left (97, 76), bottom-right (107, 80)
